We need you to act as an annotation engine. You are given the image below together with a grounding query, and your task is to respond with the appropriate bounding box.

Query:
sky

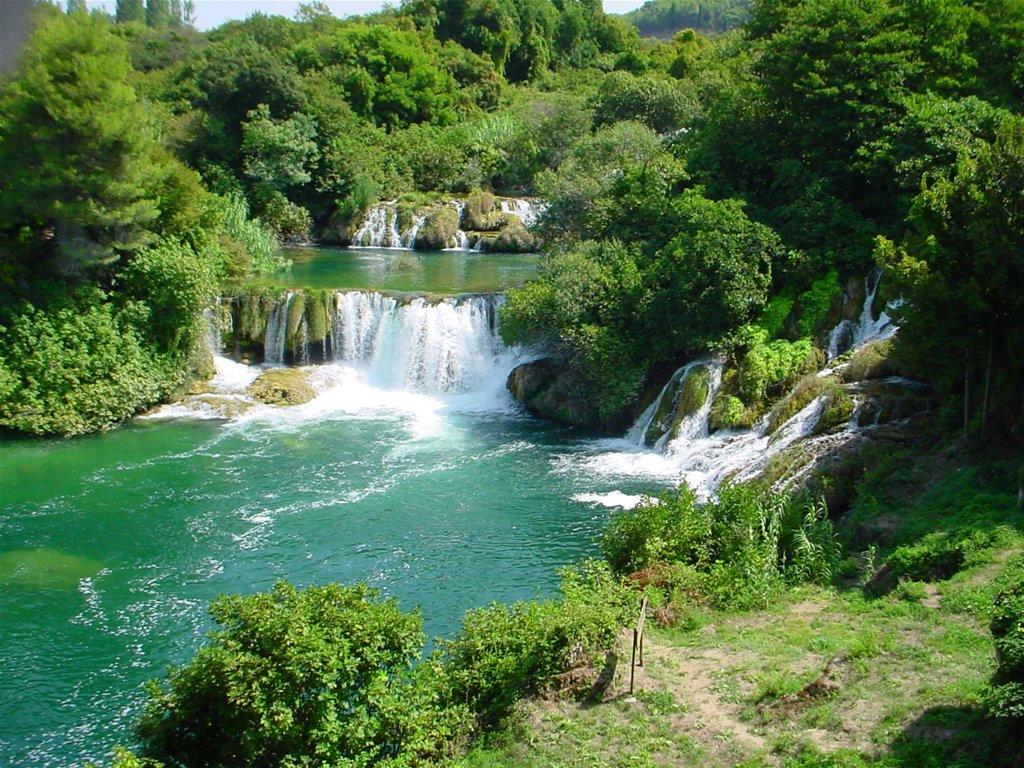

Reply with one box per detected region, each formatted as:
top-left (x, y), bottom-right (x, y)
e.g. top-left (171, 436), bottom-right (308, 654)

top-left (85, 1), bottom-right (650, 30)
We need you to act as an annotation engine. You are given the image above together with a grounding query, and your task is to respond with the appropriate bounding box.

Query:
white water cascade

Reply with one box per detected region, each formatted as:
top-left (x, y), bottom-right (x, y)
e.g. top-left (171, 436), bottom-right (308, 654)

top-left (264, 292), bottom-right (294, 365)
top-left (444, 200), bottom-right (473, 251)
top-left (582, 360), bottom-right (837, 499)
top-left (327, 291), bottom-right (507, 393)
top-left (351, 197), bottom-right (542, 250)
top-left (827, 269), bottom-right (902, 360)
top-left (246, 290), bottom-right (511, 395)
top-left (499, 198), bottom-right (544, 226)
top-left (352, 203), bottom-right (409, 249)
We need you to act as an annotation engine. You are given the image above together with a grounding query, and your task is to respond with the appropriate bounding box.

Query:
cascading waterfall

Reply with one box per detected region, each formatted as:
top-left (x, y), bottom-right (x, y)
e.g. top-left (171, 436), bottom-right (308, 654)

top-left (827, 269), bottom-right (902, 360)
top-left (611, 360), bottom-right (839, 498)
top-left (352, 203), bottom-right (404, 249)
top-left (263, 292), bottom-right (294, 365)
top-left (350, 197), bottom-right (541, 250)
top-left (253, 290), bottom-right (509, 394)
top-left (444, 200), bottom-right (473, 251)
top-left (498, 198), bottom-right (544, 227)
top-left (402, 212), bottom-right (426, 249)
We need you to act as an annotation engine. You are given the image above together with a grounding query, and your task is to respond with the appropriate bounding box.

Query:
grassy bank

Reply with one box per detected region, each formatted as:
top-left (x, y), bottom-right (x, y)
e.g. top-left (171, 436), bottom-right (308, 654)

top-left (459, 448), bottom-right (1024, 768)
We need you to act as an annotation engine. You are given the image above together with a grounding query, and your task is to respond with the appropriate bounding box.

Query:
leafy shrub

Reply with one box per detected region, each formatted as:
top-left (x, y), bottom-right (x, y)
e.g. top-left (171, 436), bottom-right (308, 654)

top-left (218, 193), bottom-right (282, 274)
top-left (887, 530), bottom-right (995, 583)
top-left (733, 325), bottom-right (818, 405)
top-left (987, 578), bottom-right (1024, 720)
top-left (601, 482), bottom-right (838, 608)
top-left (137, 581), bottom-right (471, 768)
top-left (442, 560), bottom-right (633, 724)
top-left (709, 391), bottom-right (754, 430)
top-left (118, 240), bottom-right (215, 358)
top-left (592, 71), bottom-right (693, 133)
top-left (795, 269), bottom-right (841, 337)
top-left (0, 290), bottom-right (164, 436)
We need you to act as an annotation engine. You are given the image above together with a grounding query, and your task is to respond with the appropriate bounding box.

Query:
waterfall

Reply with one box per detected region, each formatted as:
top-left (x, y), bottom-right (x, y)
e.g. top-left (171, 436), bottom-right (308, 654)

top-left (244, 290), bottom-right (508, 394)
top-left (827, 269), bottom-right (901, 360)
top-left (402, 212), bottom-right (426, 249)
top-left (627, 360), bottom-right (722, 449)
top-left (351, 197), bottom-right (543, 250)
top-left (444, 201), bottom-right (472, 251)
top-left (264, 292), bottom-right (294, 365)
top-left (328, 291), bottom-right (505, 392)
top-left (352, 203), bottom-right (419, 249)
top-left (498, 198), bottom-right (544, 227)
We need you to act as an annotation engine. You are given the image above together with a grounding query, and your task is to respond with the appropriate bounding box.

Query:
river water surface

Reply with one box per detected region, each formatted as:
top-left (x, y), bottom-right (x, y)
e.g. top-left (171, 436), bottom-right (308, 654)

top-left (0, 258), bottom-right (667, 766)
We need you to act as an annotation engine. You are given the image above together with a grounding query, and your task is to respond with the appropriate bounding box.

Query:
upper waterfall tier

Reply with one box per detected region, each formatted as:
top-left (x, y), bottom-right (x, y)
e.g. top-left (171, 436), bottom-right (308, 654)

top-left (216, 290), bottom-right (510, 394)
top-left (349, 196), bottom-right (544, 251)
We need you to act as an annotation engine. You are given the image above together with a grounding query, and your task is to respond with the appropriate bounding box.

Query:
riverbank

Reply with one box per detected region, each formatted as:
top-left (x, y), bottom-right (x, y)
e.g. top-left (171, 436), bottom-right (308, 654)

top-left (460, 447), bottom-right (1024, 767)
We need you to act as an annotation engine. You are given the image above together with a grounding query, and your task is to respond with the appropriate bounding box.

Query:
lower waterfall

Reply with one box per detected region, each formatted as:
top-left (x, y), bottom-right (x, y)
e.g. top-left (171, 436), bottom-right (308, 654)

top-left (327, 291), bottom-right (507, 393)
top-left (227, 290), bottom-right (512, 395)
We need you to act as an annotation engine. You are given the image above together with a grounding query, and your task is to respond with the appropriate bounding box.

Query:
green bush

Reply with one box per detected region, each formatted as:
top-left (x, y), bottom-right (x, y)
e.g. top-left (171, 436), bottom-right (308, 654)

top-left (118, 240), bottom-right (215, 358)
top-left (592, 71), bottom-right (693, 133)
top-left (733, 325), bottom-right (818, 405)
top-left (218, 193), bottom-right (282, 275)
top-left (137, 581), bottom-right (470, 768)
top-left (442, 560), bottom-right (632, 724)
top-left (0, 290), bottom-right (164, 436)
top-left (987, 579), bottom-right (1024, 720)
top-left (600, 483), bottom-right (838, 608)
top-left (795, 269), bottom-right (841, 337)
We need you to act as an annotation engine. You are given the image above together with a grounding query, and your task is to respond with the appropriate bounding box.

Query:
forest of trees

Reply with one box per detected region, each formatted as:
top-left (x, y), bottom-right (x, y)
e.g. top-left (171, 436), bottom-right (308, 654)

top-left (623, 0), bottom-right (754, 37)
top-left (0, 0), bottom-right (1022, 442)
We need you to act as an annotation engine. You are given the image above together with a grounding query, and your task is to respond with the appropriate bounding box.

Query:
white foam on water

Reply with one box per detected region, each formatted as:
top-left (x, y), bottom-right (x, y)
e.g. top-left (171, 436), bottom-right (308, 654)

top-left (572, 491), bottom-right (651, 509)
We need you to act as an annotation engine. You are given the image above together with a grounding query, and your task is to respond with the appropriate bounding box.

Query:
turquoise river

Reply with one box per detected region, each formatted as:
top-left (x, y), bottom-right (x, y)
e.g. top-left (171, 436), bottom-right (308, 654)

top-left (0, 247), bottom-right (677, 768)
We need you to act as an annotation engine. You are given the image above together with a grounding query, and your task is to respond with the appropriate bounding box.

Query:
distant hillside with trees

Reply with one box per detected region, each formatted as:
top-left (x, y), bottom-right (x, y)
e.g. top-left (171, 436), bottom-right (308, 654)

top-left (623, 0), bottom-right (752, 37)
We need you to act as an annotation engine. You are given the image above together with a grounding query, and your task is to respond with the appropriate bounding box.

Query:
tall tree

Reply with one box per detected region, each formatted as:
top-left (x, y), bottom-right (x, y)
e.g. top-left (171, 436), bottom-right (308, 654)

top-left (0, 11), bottom-right (164, 270)
top-left (878, 116), bottom-right (1024, 436)
top-left (65, 0), bottom-right (87, 13)
top-left (145, 0), bottom-right (170, 27)
top-left (115, 0), bottom-right (145, 23)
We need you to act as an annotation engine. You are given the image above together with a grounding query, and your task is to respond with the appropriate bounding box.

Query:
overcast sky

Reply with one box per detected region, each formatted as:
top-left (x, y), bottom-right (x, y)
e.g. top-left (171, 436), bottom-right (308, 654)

top-left (84, 1), bottom-right (649, 31)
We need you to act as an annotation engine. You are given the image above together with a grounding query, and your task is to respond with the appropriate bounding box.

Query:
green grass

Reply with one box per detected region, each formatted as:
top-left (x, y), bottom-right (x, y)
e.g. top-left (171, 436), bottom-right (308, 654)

top-left (459, 447), bottom-right (1024, 767)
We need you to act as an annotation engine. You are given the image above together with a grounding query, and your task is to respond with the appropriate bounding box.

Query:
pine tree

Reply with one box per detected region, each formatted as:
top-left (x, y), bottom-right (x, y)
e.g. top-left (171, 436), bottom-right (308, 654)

top-left (65, 0), bottom-right (87, 13)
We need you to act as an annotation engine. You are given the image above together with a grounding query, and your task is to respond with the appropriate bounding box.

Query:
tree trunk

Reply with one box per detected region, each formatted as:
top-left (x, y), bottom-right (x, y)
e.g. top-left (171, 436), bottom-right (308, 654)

top-left (963, 349), bottom-right (970, 438)
top-left (981, 334), bottom-right (994, 439)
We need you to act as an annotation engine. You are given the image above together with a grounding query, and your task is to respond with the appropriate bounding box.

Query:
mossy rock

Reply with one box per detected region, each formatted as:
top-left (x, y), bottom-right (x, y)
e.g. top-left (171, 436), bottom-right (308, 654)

top-left (486, 220), bottom-right (537, 252)
top-left (506, 358), bottom-right (601, 429)
top-left (415, 206), bottom-right (460, 250)
top-left (246, 368), bottom-right (316, 406)
top-left (850, 378), bottom-right (936, 427)
top-left (644, 368), bottom-right (686, 445)
top-left (464, 190), bottom-right (497, 230)
top-left (645, 364), bottom-right (712, 444)
top-left (304, 290), bottom-right (333, 345)
top-left (766, 374), bottom-right (834, 435)
top-left (709, 392), bottom-right (756, 431)
top-left (812, 385), bottom-right (854, 435)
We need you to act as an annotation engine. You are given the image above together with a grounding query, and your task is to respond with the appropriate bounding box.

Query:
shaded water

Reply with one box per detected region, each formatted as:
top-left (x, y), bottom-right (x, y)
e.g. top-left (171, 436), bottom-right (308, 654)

top-left (254, 247), bottom-right (539, 293)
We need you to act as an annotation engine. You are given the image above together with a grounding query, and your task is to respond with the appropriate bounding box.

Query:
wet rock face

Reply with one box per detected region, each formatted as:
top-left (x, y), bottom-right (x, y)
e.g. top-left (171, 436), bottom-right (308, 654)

top-left (850, 377), bottom-right (936, 427)
top-left (507, 358), bottom-right (602, 429)
top-left (246, 368), bottom-right (316, 406)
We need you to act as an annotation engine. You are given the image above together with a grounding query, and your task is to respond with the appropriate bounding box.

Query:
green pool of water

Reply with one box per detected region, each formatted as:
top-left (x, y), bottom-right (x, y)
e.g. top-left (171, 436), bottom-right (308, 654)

top-left (0, 395), bottom-right (660, 767)
top-left (253, 246), bottom-right (540, 293)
